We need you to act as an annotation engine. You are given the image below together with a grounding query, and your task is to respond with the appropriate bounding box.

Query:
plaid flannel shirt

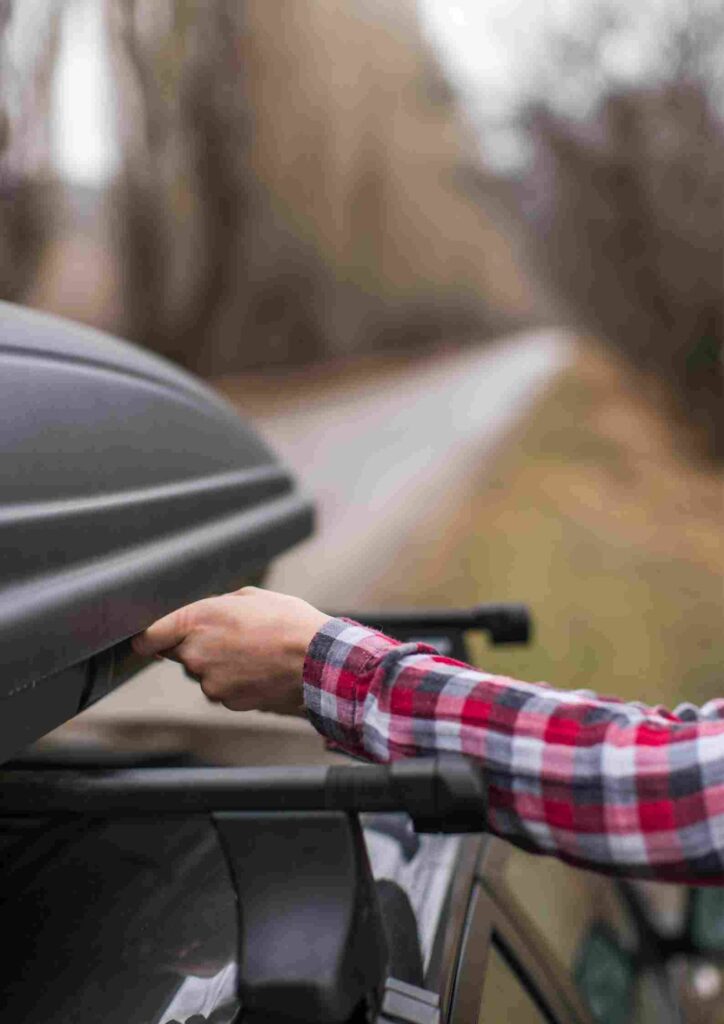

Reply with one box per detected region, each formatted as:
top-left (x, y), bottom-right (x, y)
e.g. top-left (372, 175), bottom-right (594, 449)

top-left (303, 617), bottom-right (724, 884)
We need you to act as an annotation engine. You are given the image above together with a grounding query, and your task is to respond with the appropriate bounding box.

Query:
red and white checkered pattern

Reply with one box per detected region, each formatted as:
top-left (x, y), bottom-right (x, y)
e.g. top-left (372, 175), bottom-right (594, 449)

top-left (303, 617), bottom-right (724, 883)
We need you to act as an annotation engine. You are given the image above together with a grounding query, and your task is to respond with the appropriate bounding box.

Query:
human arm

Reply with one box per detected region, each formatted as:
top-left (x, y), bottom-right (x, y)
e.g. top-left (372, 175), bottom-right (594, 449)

top-left (305, 616), bottom-right (724, 884)
top-left (133, 587), bottom-right (724, 884)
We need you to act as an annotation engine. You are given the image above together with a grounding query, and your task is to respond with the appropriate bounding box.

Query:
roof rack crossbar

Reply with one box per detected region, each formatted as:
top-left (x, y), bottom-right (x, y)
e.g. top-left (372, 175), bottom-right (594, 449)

top-left (0, 756), bottom-right (488, 833)
top-left (332, 602), bottom-right (531, 645)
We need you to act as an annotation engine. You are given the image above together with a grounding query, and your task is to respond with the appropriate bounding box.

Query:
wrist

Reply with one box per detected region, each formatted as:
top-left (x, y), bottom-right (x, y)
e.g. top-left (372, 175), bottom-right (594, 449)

top-left (302, 617), bottom-right (387, 757)
top-left (280, 607), bottom-right (330, 683)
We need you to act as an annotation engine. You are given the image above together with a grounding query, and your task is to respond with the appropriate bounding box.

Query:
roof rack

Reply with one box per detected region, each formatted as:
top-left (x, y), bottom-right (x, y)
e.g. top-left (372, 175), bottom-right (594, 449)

top-left (332, 602), bottom-right (531, 646)
top-left (0, 602), bottom-right (524, 1022)
top-left (0, 756), bottom-right (487, 834)
top-left (0, 756), bottom-right (485, 1023)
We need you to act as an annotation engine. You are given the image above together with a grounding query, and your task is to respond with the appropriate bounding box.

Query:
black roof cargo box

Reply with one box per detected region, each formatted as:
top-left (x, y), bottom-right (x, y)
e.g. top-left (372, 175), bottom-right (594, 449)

top-left (0, 302), bottom-right (314, 762)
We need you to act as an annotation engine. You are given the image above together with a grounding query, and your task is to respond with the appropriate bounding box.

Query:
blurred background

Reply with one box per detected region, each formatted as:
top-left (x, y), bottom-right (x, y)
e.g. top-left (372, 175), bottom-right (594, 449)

top-left (2, 0), bottom-right (723, 1018)
top-left (4, 0), bottom-right (720, 706)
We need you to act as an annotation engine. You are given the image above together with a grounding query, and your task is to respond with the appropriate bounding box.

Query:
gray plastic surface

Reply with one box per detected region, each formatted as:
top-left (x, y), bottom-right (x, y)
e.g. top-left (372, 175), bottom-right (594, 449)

top-left (0, 303), bottom-right (314, 760)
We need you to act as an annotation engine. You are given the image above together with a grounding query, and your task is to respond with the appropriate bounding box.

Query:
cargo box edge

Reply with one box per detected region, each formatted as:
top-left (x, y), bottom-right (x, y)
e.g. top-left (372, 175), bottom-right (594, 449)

top-left (0, 303), bottom-right (315, 764)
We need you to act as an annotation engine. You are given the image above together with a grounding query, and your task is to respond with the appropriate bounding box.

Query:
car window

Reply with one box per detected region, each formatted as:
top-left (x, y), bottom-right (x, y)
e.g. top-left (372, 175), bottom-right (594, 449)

top-left (498, 846), bottom-right (667, 1024)
top-left (502, 846), bottom-right (637, 968)
top-left (478, 941), bottom-right (550, 1023)
top-left (0, 815), bottom-right (240, 1024)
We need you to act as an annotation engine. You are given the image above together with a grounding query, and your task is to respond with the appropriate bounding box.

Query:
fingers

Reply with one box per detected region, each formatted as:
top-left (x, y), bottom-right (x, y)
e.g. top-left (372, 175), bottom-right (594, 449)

top-left (131, 607), bottom-right (190, 659)
top-left (130, 588), bottom-right (312, 716)
top-left (220, 696), bottom-right (255, 712)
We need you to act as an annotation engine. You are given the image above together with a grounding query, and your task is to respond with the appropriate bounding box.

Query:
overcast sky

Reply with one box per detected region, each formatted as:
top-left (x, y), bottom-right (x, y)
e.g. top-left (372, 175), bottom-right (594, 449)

top-left (417, 0), bottom-right (660, 92)
top-left (417, 0), bottom-right (559, 166)
top-left (418, 0), bottom-right (548, 94)
top-left (52, 0), bottom-right (118, 184)
top-left (416, 0), bottom-right (707, 166)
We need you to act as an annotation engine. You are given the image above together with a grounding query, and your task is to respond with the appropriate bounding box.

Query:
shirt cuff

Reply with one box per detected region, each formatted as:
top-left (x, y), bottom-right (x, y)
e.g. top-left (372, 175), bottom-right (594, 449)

top-left (302, 616), bottom-right (400, 757)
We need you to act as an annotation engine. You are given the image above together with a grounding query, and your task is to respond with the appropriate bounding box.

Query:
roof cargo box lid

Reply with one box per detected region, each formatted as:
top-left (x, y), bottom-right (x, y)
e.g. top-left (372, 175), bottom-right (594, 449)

top-left (0, 302), bottom-right (314, 762)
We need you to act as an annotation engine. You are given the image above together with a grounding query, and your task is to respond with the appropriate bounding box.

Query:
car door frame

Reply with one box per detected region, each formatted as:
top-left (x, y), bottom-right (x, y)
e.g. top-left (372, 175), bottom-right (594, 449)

top-left (444, 837), bottom-right (597, 1024)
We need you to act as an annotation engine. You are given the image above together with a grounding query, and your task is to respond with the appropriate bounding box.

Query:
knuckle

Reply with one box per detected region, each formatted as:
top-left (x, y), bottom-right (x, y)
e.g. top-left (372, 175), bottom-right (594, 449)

top-left (174, 603), bottom-right (198, 636)
top-left (196, 595), bottom-right (231, 623)
top-left (222, 696), bottom-right (251, 712)
top-left (200, 676), bottom-right (226, 702)
top-left (182, 652), bottom-right (205, 677)
top-left (183, 595), bottom-right (221, 623)
top-left (131, 633), bottom-right (150, 657)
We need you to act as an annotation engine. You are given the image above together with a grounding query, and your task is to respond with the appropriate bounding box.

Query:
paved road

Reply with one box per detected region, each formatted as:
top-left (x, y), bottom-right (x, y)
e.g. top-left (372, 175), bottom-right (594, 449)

top-left (56, 331), bottom-right (569, 753)
top-left (261, 330), bottom-right (570, 605)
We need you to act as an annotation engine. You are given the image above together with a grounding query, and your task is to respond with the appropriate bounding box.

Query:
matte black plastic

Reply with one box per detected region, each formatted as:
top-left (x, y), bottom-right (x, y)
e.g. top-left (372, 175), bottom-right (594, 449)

top-left (0, 758), bottom-right (489, 833)
top-left (0, 302), bottom-right (313, 761)
top-left (214, 810), bottom-right (388, 1023)
top-left (375, 881), bottom-right (425, 987)
top-left (335, 603), bottom-right (532, 645)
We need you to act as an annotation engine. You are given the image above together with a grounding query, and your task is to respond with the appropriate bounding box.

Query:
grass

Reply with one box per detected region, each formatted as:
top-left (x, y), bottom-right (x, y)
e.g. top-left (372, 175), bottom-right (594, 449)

top-left (374, 343), bottom-right (724, 709)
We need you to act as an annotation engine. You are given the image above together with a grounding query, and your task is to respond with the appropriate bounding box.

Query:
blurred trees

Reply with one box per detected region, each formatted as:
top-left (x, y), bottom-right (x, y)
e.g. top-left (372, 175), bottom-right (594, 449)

top-left (106, 0), bottom-right (529, 374)
top-left (106, 0), bottom-right (251, 374)
top-left (509, 1), bottom-right (724, 460)
top-left (1, 0), bottom-right (721, 463)
top-left (239, 0), bottom-right (530, 366)
top-left (0, 0), bottom-right (62, 301)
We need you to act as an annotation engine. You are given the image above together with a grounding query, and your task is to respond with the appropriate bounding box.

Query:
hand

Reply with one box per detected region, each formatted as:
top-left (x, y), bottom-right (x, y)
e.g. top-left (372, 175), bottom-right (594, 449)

top-left (131, 587), bottom-right (330, 715)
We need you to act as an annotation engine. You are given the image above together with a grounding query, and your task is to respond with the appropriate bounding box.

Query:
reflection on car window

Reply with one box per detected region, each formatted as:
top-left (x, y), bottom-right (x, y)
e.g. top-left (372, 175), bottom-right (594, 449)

top-left (0, 816), bottom-right (240, 1024)
top-left (160, 961), bottom-right (238, 1024)
top-left (499, 847), bottom-right (663, 1023)
top-left (477, 941), bottom-right (549, 1023)
top-left (502, 847), bottom-right (637, 971)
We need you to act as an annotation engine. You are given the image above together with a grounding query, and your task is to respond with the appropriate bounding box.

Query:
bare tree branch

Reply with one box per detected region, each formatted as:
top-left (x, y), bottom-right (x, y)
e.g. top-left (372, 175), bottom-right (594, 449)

top-left (508, 1), bottom-right (724, 461)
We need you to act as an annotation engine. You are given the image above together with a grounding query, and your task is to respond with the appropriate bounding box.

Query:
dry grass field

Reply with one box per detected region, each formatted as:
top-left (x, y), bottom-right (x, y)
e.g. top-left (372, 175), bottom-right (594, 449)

top-left (372, 342), bottom-right (724, 709)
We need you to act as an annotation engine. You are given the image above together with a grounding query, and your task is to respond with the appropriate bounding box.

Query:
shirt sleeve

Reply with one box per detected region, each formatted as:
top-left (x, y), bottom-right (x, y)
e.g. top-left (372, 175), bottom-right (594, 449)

top-left (302, 616), bottom-right (724, 884)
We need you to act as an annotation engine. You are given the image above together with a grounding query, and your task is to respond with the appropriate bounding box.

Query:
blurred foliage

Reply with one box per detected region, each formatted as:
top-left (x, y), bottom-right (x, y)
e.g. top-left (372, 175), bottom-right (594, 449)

top-left (370, 345), bottom-right (723, 708)
top-left (508, 0), bottom-right (724, 461)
